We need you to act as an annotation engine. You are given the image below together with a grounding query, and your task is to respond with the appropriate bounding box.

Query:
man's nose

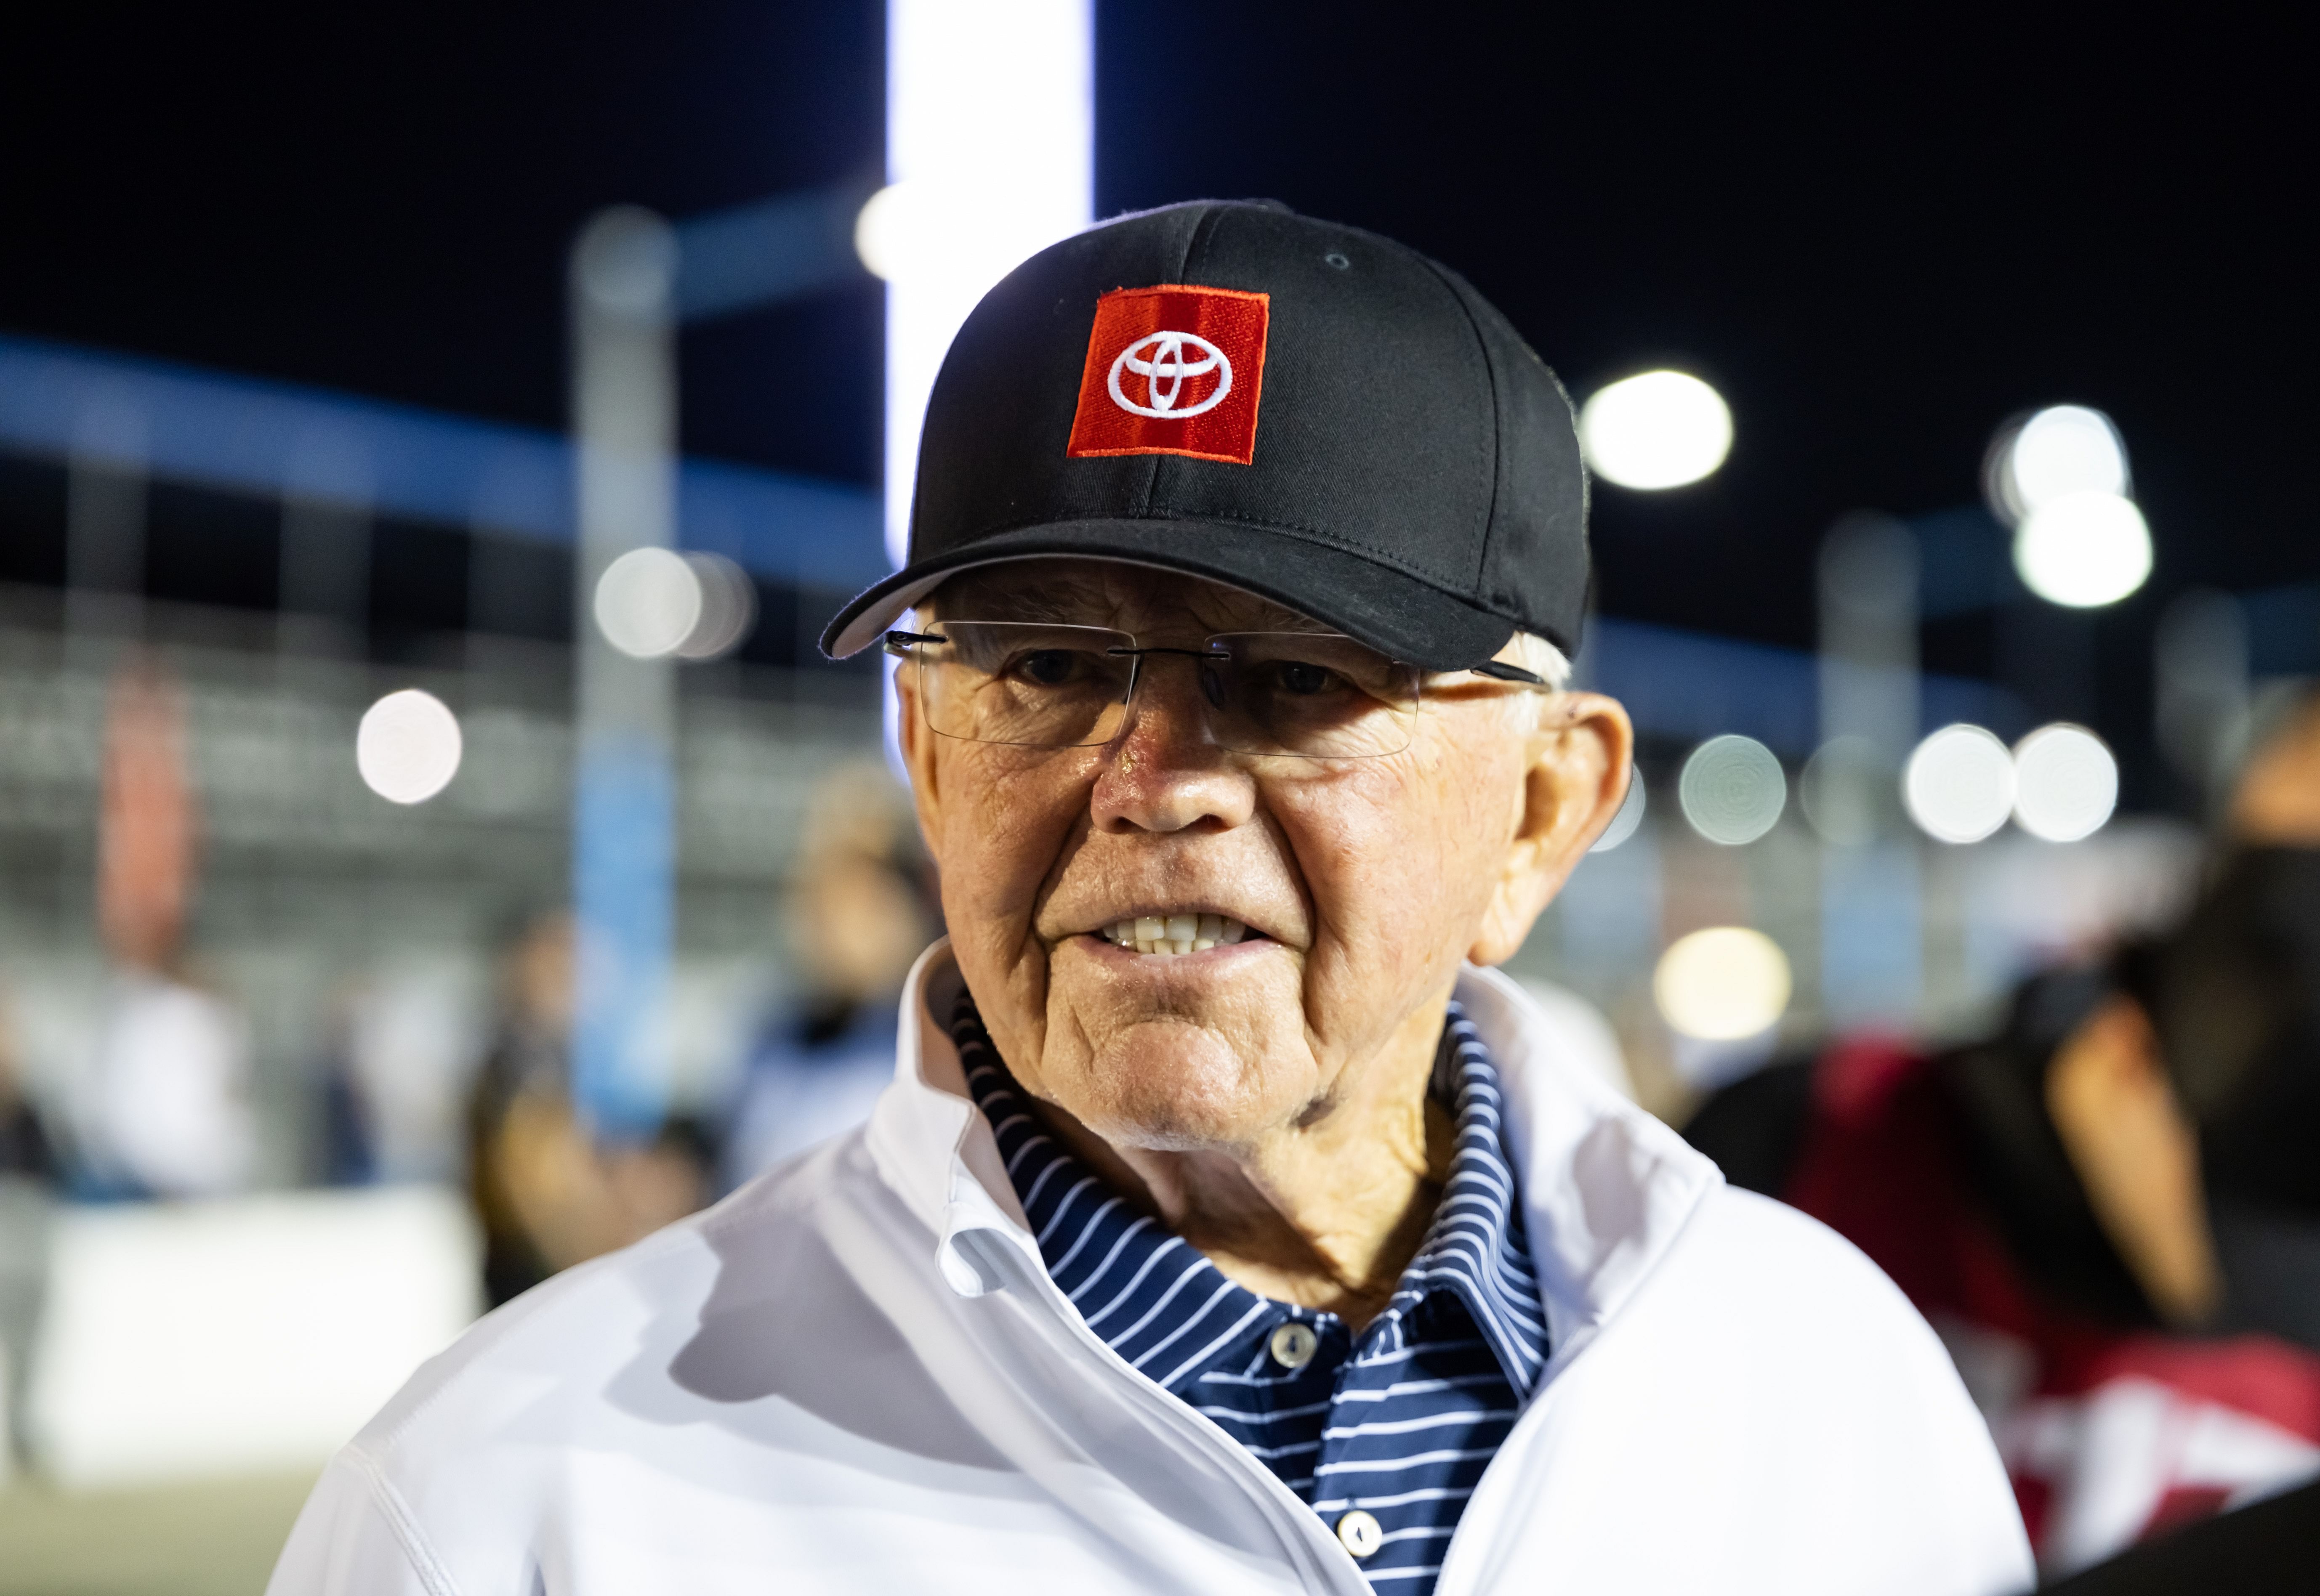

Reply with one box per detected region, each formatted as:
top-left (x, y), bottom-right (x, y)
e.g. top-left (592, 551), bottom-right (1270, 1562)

top-left (1089, 658), bottom-right (1256, 835)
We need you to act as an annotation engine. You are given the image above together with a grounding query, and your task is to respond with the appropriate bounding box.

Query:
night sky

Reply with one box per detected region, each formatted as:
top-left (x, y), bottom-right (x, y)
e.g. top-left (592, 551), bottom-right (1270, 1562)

top-left (3, 5), bottom-right (2311, 706)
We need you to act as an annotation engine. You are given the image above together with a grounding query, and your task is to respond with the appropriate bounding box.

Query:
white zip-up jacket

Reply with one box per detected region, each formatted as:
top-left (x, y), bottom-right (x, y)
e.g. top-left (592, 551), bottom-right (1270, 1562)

top-left (270, 949), bottom-right (2034, 1596)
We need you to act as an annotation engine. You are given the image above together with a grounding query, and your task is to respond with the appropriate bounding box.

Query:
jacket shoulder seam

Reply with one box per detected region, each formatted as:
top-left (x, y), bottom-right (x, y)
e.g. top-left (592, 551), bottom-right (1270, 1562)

top-left (346, 1442), bottom-right (467, 1596)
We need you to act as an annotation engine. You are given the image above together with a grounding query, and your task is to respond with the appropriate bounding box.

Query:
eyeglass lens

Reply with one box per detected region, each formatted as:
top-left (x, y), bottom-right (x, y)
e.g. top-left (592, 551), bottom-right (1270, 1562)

top-left (905, 622), bottom-right (1420, 758)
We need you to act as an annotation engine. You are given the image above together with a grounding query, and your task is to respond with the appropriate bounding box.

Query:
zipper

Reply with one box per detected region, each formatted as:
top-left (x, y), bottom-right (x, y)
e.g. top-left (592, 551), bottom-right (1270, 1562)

top-left (1428, 1373), bottom-right (1562, 1596)
top-left (985, 1227), bottom-right (1379, 1596)
top-left (1431, 1183), bottom-right (1714, 1595)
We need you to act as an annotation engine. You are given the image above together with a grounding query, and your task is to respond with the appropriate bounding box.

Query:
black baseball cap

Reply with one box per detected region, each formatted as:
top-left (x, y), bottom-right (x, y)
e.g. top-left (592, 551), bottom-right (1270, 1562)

top-left (821, 199), bottom-right (1590, 671)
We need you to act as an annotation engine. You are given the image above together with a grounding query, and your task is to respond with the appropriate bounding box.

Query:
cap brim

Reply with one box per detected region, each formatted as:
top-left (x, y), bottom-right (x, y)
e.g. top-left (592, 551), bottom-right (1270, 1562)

top-left (820, 517), bottom-right (1530, 672)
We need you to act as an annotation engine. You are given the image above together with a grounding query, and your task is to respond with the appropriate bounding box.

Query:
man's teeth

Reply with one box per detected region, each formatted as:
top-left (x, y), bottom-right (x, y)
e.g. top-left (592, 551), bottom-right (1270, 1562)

top-left (1099, 914), bottom-right (1249, 956)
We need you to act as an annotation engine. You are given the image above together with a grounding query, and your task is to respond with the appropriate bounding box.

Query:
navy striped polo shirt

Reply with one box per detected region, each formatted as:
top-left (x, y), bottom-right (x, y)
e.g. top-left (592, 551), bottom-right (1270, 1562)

top-left (951, 991), bottom-right (1548, 1592)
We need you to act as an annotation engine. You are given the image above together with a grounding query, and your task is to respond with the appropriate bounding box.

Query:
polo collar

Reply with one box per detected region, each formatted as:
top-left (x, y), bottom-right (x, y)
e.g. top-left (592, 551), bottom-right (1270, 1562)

top-left (864, 941), bottom-right (1721, 1376)
top-left (945, 985), bottom-right (1549, 1398)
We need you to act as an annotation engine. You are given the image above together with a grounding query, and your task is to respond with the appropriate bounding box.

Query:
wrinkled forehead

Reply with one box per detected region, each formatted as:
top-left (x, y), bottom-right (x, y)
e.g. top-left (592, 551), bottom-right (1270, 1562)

top-left (921, 557), bottom-right (1329, 637)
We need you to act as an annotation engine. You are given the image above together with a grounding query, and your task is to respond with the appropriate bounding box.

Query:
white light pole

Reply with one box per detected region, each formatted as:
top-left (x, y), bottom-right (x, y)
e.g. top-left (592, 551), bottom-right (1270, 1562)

top-left (870, 0), bottom-right (1093, 770)
top-left (569, 206), bottom-right (680, 1138)
top-left (1813, 512), bottom-right (1924, 1027)
top-left (1812, 513), bottom-right (1921, 846)
top-left (877, 0), bottom-right (1095, 568)
top-left (277, 425), bottom-right (373, 667)
top-left (64, 397), bottom-right (148, 665)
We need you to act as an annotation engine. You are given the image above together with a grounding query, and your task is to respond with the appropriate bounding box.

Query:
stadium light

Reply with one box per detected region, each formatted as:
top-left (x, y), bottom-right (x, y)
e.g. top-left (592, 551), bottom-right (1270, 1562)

top-left (1678, 734), bottom-right (1785, 845)
top-left (1986, 404), bottom-right (2128, 525)
top-left (1903, 723), bottom-right (2015, 843)
top-left (2013, 490), bottom-right (2153, 608)
top-left (2012, 723), bottom-right (2118, 842)
top-left (1655, 927), bottom-right (1793, 1042)
top-left (593, 547), bottom-right (700, 661)
top-left (1984, 404), bottom-right (2151, 608)
top-left (356, 690), bottom-right (462, 805)
top-left (1578, 371), bottom-right (1732, 491)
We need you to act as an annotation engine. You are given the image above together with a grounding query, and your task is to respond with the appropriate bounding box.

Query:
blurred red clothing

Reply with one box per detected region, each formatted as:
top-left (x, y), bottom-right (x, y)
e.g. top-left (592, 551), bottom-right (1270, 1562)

top-left (98, 659), bottom-right (197, 973)
top-left (1777, 1038), bottom-right (2320, 1577)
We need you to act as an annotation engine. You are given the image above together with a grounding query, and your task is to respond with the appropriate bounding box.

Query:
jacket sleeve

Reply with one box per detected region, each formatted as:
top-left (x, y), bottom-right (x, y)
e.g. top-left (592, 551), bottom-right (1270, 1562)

top-left (266, 1449), bottom-right (450, 1596)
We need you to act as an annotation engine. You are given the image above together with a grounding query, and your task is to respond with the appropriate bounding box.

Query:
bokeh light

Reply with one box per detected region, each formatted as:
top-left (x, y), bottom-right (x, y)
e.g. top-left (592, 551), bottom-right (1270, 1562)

top-left (1590, 766), bottom-right (1646, 853)
top-left (2012, 723), bottom-right (2118, 842)
top-left (853, 179), bottom-right (1034, 291)
top-left (2013, 490), bottom-right (2153, 608)
top-left (356, 690), bottom-right (463, 805)
top-left (1654, 927), bottom-right (1793, 1041)
top-left (674, 552), bottom-right (758, 661)
top-left (1993, 404), bottom-right (2128, 523)
top-left (853, 181), bottom-right (924, 282)
top-left (1577, 370), bottom-right (1733, 490)
top-left (1903, 723), bottom-right (2014, 843)
top-left (1678, 734), bottom-right (1785, 845)
top-left (593, 547), bottom-right (702, 660)
top-left (1799, 736), bottom-right (1884, 847)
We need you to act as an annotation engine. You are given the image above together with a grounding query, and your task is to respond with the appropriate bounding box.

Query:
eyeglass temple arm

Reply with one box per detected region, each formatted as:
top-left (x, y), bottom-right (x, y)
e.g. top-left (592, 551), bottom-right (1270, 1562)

top-left (1467, 659), bottom-right (1550, 687)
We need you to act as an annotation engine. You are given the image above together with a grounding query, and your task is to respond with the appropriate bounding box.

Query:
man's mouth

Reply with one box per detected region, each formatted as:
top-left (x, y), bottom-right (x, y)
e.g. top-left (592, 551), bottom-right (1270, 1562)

top-left (1096, 914), bottom-right (1253, 957)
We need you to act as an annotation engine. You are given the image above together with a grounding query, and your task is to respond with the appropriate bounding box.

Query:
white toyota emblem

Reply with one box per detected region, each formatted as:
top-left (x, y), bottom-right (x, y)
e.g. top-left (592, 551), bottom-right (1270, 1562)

top-left (1107, 331), bottom-right (1234, 419)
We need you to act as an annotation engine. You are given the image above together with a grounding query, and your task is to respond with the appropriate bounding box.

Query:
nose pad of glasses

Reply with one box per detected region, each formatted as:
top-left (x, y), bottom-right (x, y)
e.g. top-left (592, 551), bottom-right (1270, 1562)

top-left (1197, 658), bottom-right (1229, 712)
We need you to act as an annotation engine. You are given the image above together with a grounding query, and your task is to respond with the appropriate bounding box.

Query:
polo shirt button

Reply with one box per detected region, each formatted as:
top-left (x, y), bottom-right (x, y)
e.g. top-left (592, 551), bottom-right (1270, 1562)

top-left (1268, 1321), bottom-right (1318, 1370)
top-left (1336, 1510), bottom-right (1383, 1559)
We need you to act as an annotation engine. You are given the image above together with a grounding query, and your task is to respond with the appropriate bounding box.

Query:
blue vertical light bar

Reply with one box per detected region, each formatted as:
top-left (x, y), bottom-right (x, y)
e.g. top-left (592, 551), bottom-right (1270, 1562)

top-left (1821, 842), bottom-right (1924, 1027)
top-left (1815, 514), bottom-right (1925, 1028)
top-left (572, 739), bottom-right (675, 1131)
top-left (569, 208), bottom-right (681, 1138)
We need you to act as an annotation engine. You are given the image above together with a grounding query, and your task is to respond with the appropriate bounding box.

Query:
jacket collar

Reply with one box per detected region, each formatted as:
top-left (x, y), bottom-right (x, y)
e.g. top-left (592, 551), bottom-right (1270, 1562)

top-left (865, 941), bottom-right (1722, 1372)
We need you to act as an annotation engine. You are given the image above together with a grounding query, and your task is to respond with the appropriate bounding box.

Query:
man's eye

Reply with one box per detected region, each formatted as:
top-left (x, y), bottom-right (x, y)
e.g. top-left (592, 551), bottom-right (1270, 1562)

top-left (1015, 650), bottom-right (1082, 686)
top-left (1270, 661), bottom-right (1340, 696)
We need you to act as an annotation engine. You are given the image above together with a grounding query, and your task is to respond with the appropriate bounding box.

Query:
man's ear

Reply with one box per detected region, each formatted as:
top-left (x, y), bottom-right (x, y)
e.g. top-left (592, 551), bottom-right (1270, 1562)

top-left (1468, 693), bottom-right (1634, 967)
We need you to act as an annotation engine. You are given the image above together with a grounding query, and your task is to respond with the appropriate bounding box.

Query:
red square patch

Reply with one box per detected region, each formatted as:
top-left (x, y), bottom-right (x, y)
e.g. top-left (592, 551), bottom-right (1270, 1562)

top-left (1065, 284), bottom-right (1270, 465)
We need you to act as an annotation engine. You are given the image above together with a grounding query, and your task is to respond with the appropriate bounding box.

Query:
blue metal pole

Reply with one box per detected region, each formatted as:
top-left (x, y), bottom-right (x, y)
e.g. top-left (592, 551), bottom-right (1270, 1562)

top-left (568, 207), bottom-right (681, 1139)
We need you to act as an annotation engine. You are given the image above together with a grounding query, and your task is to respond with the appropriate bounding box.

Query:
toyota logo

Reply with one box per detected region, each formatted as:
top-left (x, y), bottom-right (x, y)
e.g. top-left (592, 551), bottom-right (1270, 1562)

top-left (1106, 331), bottom-right (1234, 420)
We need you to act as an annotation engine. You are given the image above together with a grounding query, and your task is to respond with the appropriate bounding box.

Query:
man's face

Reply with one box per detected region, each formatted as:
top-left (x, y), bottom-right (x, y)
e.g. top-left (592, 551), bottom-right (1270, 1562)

top-left (900, 560), bottom-right (1626, 1157)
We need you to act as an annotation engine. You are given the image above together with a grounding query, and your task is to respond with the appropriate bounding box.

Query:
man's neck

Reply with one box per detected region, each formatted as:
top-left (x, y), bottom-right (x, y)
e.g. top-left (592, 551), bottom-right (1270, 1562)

top-left (1036, 997), bottom-right (1456, 1330)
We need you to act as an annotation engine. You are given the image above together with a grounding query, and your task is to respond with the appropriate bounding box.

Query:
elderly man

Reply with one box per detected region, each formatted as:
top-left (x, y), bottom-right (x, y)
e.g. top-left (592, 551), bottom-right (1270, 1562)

top-left (271, 201), bottom-right (2030, 1596)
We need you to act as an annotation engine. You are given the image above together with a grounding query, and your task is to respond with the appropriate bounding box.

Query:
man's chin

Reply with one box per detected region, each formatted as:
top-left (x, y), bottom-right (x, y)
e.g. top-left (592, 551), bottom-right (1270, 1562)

top-left (1056, 1014), bottom-right (1306, 1155)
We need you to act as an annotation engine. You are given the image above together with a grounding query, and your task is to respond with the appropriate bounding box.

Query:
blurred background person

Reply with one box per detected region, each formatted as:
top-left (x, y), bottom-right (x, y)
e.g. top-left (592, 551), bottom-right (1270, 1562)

top-left (317, 969), bottom-right (484, 1188)
top-left (0, 997), bottom-right (53, 1185)
top-left (69, 659), bottom-right (255, 1200)
top-left (1687, 687), bottom-right (2320, 1577)
top-left (719, 762), bottom-right (934, 1190)
top-left (0, 990), bottom-right (55, 1477)
top-left (466, 912), bottom-right (712, 1307)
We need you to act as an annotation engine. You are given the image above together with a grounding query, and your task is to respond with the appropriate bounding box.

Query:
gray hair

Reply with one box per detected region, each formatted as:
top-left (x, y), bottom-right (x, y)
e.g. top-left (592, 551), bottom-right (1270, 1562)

top-left (1503, 631), bottom-right (1572, 690)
